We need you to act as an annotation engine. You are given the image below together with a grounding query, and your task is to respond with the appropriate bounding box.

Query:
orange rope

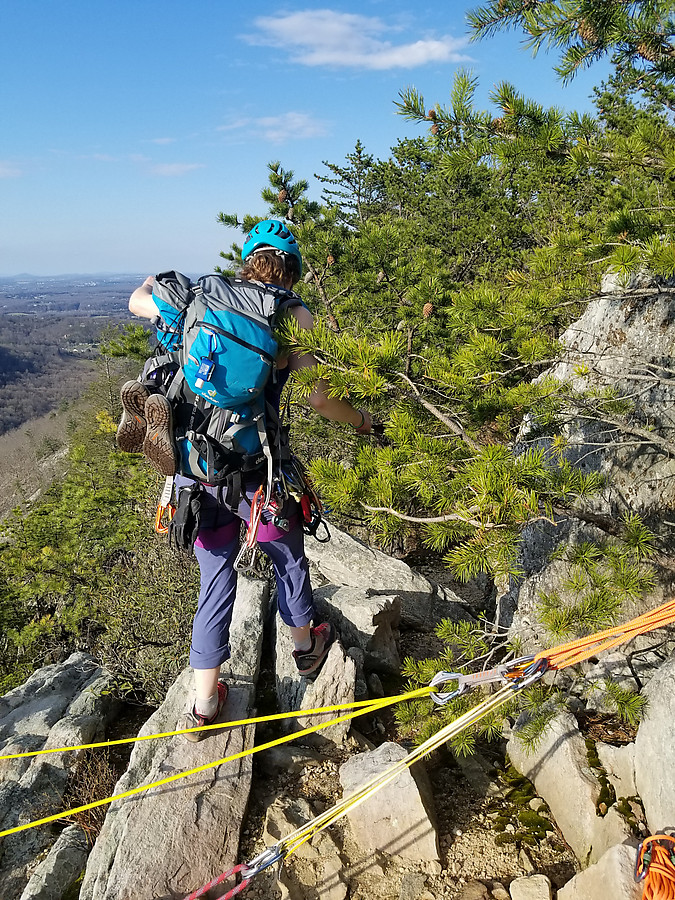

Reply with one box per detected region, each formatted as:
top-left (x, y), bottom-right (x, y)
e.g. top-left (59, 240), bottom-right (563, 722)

top-left (637, 835), bottom-right (675, 900)
top-left (533, 598), bottom-right (675, 671)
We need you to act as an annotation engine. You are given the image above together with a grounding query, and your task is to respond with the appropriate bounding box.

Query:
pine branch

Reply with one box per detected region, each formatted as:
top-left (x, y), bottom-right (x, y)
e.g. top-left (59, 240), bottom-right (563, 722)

top-left (397, 372), bottom-right (481, 449)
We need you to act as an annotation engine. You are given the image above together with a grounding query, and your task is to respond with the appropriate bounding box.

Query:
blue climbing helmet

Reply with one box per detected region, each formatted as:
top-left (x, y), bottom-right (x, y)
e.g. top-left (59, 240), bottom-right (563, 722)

top-left (241, 219), bottom-right (302, 276)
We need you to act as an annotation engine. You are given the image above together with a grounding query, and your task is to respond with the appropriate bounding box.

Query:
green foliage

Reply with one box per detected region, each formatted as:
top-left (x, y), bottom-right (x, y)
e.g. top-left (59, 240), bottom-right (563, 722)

top-left (468, 0), bottom-right (675, 88)
top-left (590, 678), bottom-right (648, 725)
top-left (0, 396), bottom-right (196, 699)
top-left (537, 528), bottom-right (656, 640)
top-left (100, 323), bottom-right (153, 362)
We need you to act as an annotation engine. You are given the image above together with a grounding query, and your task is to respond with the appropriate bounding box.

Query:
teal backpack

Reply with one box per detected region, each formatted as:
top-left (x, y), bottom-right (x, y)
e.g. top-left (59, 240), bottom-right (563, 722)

top-left (149, 270), bottom-right (301, 499)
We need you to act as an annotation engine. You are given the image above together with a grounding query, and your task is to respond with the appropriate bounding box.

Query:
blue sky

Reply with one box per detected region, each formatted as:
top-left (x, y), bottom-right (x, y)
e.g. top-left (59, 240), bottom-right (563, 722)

top-left (0, 1), bottom-right (609, 277)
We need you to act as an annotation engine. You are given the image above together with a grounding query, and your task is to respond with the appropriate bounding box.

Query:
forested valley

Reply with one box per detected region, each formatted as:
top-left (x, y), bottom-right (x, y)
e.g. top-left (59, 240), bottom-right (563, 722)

top-left (1, 0), bottom-right (674, 734)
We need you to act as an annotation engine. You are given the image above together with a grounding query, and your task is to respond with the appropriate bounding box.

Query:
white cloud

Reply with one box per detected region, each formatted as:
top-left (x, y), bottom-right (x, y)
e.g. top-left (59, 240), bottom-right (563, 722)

top-left (0, 162), bottom-right (22, 177)
top-left (218, 112), bottom-right (329, 144)
top-left (149, 163), bottom-right (205, 177)
top-left (245, 10), bottom-right (470, 70)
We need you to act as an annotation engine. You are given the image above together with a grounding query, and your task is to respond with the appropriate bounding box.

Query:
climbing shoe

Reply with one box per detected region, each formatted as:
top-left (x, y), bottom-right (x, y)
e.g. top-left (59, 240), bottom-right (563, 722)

top-left (293, 622), bottom-right (336, 679)
top-left (180, 681), bottom-right (229, 742)
top-left (116, 381), bottom-right (149, 453)
top-left (143, 393), bottom-right (177, 476)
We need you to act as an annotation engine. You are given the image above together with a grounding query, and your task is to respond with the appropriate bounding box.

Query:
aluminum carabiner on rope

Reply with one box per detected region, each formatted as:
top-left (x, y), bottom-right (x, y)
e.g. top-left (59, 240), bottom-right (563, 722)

top-left (242, 844), bottom-right (285, 880)
top-left (428, 671), bottom-right (472, 705)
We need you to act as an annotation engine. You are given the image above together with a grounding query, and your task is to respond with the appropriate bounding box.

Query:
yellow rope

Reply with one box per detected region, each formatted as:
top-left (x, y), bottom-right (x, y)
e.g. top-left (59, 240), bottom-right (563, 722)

top-left (0, 687), bottom-right (434, 839)
top-left (0, 687), bottom-right (433, 762)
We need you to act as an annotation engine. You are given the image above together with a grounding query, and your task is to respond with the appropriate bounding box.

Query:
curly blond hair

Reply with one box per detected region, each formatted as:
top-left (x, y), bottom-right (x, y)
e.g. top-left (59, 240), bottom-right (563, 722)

top-left (240, 249), bottom-right (300, 287)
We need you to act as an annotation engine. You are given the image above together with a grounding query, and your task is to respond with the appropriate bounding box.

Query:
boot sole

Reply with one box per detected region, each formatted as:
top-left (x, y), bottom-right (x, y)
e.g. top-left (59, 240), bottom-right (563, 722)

top-left (143, 394), bottom-right (177, 476)
top-left (116, 381), bottom-right (149, 453)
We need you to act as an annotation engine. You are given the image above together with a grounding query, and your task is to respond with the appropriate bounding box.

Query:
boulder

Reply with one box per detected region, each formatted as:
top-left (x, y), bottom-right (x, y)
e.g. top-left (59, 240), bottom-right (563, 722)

top-left (313, 584), bottom-right (401, 674)
top-left (338, 742), bottom-right (440, 863)
top-left (634, 652), bottom-right (675, 831)
top-left (80, 575), bottom-right (268, 900)
top-left (507, 709), bottom-right (633, 865)
top-left (0, 653), bottom-right (119, 900)
top-left (19, 825), bottom-right (88, 900)
top-left (508, 875), bottom-right (552, 900)
top-left (557, 841), bottom-right (641, 900)
top-left (304, 523), bottom-right (435, 627)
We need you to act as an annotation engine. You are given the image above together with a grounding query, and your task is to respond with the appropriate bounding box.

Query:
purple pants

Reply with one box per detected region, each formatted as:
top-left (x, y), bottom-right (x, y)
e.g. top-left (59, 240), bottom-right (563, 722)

top-left (180, 479), bottom-right (315, 669)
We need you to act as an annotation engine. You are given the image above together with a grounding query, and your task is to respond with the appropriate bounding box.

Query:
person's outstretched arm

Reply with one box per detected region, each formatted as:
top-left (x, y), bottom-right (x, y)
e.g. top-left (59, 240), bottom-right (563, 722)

top-left (286, 305), bottom-right (372, 433)
top-left (129, 276), bottom-right (159, 319)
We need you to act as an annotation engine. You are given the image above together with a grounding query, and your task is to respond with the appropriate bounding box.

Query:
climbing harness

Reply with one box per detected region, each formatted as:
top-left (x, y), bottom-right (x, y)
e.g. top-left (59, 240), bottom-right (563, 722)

top-left (154, 476), bottom-right (176, 534)
top-left (636, 834), bottom-right (675, 900)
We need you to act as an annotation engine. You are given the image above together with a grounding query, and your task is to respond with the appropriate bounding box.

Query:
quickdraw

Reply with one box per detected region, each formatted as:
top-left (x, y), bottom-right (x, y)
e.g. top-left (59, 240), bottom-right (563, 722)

top-left (428, 655), bottom-right (548, 705)
top-left (234, 485), bottom-right (265, 572)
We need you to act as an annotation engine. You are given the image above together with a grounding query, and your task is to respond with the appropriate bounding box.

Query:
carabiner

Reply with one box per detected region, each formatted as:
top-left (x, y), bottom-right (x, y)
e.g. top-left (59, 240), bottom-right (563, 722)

top-left (242, 845), bottom-right (285, 880)
top-left (503, 656), bottom-right (548, 690)
top-left (429, 671), bottom-right (468, 706)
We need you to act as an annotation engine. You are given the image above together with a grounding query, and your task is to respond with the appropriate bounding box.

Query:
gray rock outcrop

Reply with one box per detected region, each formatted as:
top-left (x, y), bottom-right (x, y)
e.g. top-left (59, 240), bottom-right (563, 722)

top-left (634, 652), bottom-right (675, 832)
top-left (0, 653), bottom-right (119, 900)
top-left (338, 742), bottom-right (440, 863)
top-left (80, 575), bottom-right (268, 900)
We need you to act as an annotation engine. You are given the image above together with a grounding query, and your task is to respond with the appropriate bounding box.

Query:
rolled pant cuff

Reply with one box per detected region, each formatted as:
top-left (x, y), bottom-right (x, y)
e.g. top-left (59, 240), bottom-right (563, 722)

top-left (189, 644), bottom-right (231, 669)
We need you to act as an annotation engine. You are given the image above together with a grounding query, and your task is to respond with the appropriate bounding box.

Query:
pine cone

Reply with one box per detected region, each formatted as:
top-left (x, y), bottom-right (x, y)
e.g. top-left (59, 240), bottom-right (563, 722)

top-left (431, 123), bottom-right (440, 136)
top-left (492, 117), bottom-right (504, 132)
top-left (577, 19), bottom-right (598, 44)
top-left (423, 302), bottom-right (434, 319)
top-left (327, 255), bottom-right (335, 266)
top-left (427, 109), bottom-right (437, 121)
top-left (277, 189), bottom-right (288, 203)
top-left (376, 270), bottom-right (386, 284)
top-left (637, 41), bottom-right (661, 62)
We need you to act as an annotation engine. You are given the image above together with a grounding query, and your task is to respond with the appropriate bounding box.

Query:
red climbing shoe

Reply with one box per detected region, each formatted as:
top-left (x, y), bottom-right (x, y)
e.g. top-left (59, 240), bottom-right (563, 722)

top-left (180, 681), bottom-right (229, 742)
top-left (293, 622), bottom-right (336, 679)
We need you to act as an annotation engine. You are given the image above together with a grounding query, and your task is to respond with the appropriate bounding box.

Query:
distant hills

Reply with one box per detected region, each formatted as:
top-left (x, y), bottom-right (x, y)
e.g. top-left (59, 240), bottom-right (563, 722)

top-left (0, 274), bottom-right (142, 318)
top-left (0, 276), bottom-right (142, 434)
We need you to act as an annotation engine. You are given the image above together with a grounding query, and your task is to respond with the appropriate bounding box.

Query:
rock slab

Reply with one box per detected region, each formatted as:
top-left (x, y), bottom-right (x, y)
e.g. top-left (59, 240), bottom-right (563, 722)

top-left (557, 842), bottom-right (641, 900)
top-left (635, 652), bottom-right (675, 832)
top-left (339, 741), bottom-right (439, 862)
top-left (507, 709), bottom-right (632, 865)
